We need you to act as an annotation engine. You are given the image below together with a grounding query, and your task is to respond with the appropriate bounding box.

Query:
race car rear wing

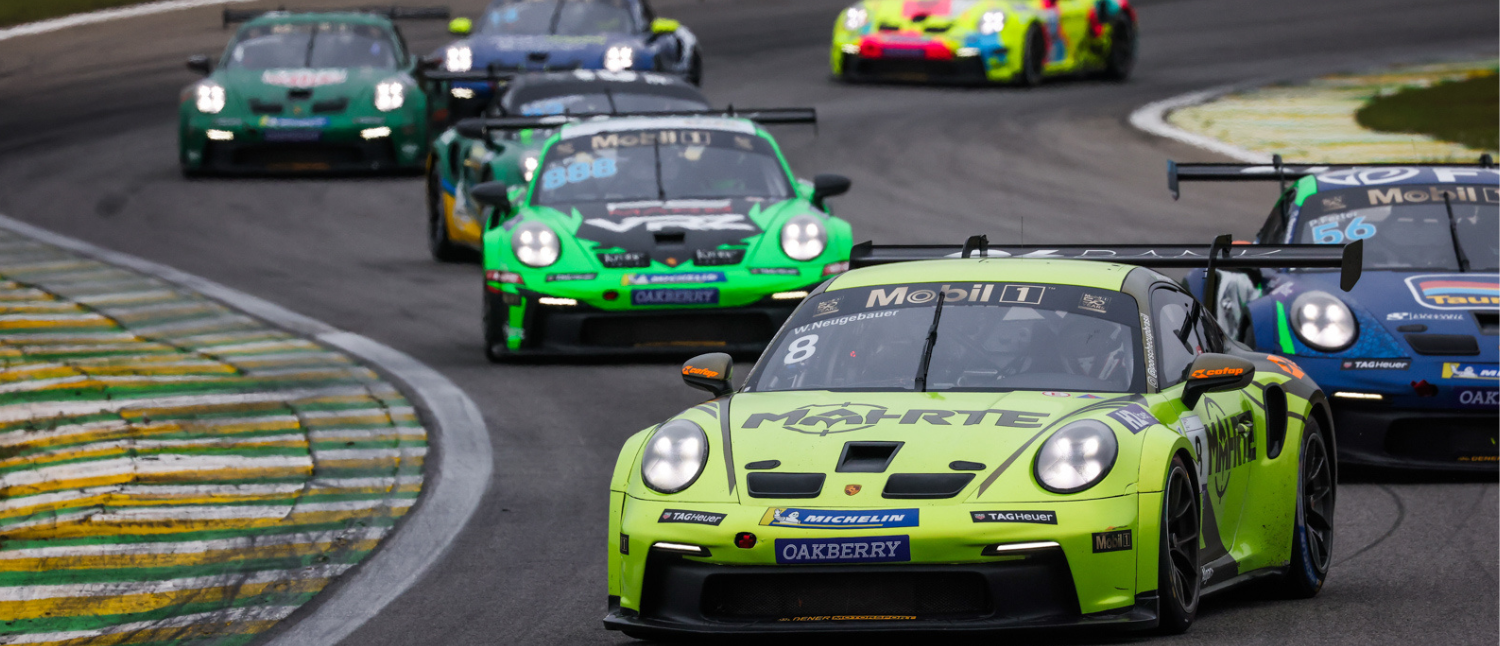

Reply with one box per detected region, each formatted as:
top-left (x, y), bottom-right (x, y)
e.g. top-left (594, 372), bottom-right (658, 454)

top-left (452, 108), bottom-right (817, 139)
top-left (223, 6), bottom-right (450, 27)
top-left (1168, 153), bottom-right (1496, 199)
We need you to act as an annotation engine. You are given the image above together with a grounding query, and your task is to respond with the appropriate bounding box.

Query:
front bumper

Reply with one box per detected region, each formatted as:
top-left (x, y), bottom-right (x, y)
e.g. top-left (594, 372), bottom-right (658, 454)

top-left (493, 289), bottom-right (805, 355)
top-left (838, 51), bottom-right (991, 83)
top-left (180, 113), bottom-right (426, 173)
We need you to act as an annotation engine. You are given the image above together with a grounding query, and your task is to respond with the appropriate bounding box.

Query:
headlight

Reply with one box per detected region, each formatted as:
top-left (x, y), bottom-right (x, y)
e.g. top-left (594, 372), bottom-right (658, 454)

top-left (843, 6), bottom-right (868, 30)
top-left (780, 216), bottom-right (827, 261)
top-left (1291, 291), bottom-right (1357, 352)
top-left (445, 45), bottom-right (472, 72)
top-left (511, 221), bottom-right (560, 267)
top-left (641, 419), bottom-right (709, 494)
top-left (374, 80), bottom-right (405, 112)
top-left (522, 156), bottom-right (539, 182)
top-left (1035, 419), bottom-right (1118, 493)
top-left (195, 82), bottom-right (226, 114)
top-left (604, 46), bottom-right (634, 71)
top-left (979, 10), bottom-right (1005, 35)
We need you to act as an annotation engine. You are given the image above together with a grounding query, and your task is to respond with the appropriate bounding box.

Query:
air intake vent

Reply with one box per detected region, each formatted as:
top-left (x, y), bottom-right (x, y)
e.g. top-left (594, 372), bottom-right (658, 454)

top-left (1475, 312), bottom-right (1498, 336)
top-left (312, 98), bottom-right (348, 114)
top-left (654, 232), bottom-right (686, 246)
top-left (248, 99), bottom-right (283, 114)
top-left (747, 473), bottom-right (825, 499)
top-left (1405, 333), bottom-right (1480, 356)
top-left (287, 88), bottom-right (312, 101)
top-left (837, 442), bottom-right (902, 473)
top-left (883, 473), bottom-right (974, 499)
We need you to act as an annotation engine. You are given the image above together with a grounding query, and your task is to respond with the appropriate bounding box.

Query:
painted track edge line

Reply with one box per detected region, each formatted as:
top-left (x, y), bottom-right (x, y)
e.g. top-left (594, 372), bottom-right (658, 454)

top-left (1127, 84), bottom-right (1272, 164)
top-left (0, 0), bottom-right (254, 43)
top-left (0, 212), bottom-right (494, 646)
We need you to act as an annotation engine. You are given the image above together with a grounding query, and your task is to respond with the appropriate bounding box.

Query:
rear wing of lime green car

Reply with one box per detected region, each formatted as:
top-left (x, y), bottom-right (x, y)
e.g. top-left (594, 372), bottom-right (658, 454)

top-left (1168, 153), bottom-right (1496, 199)
top-left (223, 6), bottom-right (450, 27)
top-left (452, 108), bottom-right (817, 139)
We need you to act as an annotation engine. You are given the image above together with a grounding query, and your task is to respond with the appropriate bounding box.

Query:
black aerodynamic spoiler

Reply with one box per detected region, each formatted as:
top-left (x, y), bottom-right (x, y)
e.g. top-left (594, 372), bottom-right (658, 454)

top-left (453, 107), bottom-right (817, 137)
top-left (223, 6), bottom-right (450, 27)
top-left (850, 234), bottom-right (1364, 292)
top-left (1168, 153), bottom-right (1497, 199)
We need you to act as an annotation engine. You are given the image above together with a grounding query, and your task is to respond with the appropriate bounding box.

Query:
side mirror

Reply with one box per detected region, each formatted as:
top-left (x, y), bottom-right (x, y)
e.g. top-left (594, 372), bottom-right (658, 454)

top-left (650, 18), bottom-right (681, 35)
top-left (1181, 354), bottom-right (1255, 409)
top-left (455, 118), bottom-right (487, 140)
top-left (186, 55), bottom-right (214, 76)
top-left (449, 17), bottom-right (473, 35)
top-left (471, 181), bottom-right (512, 213)
top-left (682, 352), bottom-right (733, 397)
top-left (811, 174), bottom-right (851, 211)
top-left (417, 55), bottom-right (443, 71)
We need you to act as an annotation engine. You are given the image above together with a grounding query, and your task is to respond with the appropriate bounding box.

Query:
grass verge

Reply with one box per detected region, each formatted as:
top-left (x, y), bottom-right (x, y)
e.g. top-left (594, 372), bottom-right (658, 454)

top-left (1, 0), bottom-right (157, 29)
top-left (1356, 73), bottom-right (1500, 152)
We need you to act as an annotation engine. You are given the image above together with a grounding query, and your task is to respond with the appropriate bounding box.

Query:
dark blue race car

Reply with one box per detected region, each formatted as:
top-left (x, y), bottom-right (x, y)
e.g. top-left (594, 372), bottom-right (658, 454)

top-left (436, 0), bottom-right (700, 117)
top-left (1176, 156), bottom-right (1499, 471)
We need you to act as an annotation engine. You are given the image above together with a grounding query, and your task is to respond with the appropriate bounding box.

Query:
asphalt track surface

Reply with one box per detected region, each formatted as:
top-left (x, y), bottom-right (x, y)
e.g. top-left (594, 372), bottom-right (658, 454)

top-left (0, 0), bottom-right (1496, 644)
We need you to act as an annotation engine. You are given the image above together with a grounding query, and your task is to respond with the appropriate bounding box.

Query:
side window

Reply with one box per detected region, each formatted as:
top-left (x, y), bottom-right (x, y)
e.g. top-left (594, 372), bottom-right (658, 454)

top-left (389, 25), bottom-right (410, 65)
top-left (1151, 287), bottom-right (1214, 388)
top-left (1257, 188), bottom-right (1294, 243)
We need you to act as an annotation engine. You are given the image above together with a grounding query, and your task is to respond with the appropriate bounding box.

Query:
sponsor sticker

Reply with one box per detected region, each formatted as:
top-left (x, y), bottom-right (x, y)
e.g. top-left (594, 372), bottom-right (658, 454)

top-left (1078, 293), bottom-right (1111, 314)
top-left (658, 509), bottom-right (726, 525)
top-left (631, 288), bottom-right (718, 306)
top-left (1456, 388), bottom-right (1500, 407)
top-left (263, 129), bottom-right (322, 143)
top-left (259, 116), bottom-right (330, 129)
top-left (260, 68), bottom-right (347, 87)
top-left (760, 507), bottom-right (918, 529)
top-left (1092, 530), bottom-right (1132, 553)
top-left (751, 267), bottom-right (800, 275)
top-left (1443, 363), bottom-right (1499, 380)
top-left (742, 404), bottom-right (1049, 434)
top-left (623, 272), bottom-right (724, 286)
top-left (1341, 358), bottom-right (1411, 370)
top-left (814, 298), bottom-right (841, 317)
top-left (1077, 394), bottom-right (1104, 399)
top-left (1404, 274), bottom-right (1500, 310)
top-left (1108, 405), bottom-right (1157, 434)
top-left (1042, 391), bottom-right (1071, 397)
top-left (546, 273), bottom-right (596, 282)
top-left (971, 510), bottom-right (1058, 524)
top-left (1386, 311), bottom-right (1466, 322)
top-left (775, 535), bottom-right (910, 564)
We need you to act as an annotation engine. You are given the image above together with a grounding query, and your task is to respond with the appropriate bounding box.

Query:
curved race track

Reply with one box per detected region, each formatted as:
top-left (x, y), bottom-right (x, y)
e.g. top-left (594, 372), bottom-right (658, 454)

top-left (0, 0), bottom-right (1496, 643)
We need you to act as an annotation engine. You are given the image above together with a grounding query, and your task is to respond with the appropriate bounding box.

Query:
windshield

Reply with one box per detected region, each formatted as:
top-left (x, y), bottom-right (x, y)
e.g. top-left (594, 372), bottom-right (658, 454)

top-left (1295, 185), bottom-right (1499, 271)
top-left (746, 283), bottom-right (1144, 394)
top-left (226, 23), bottom-right (399, 70)
top-left (533, 127), bottom-right (793, 205)
top-left (479, 0), bottom-right (636, 35)
top-left (518, 92), bottom-right (708, 116)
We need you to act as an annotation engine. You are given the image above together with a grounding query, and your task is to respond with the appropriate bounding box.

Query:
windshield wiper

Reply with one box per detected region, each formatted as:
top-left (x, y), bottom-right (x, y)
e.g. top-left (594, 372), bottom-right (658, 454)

top-left (1443, 192), bottom-right (1471, 272)
top-left (913, 291), bottom-right (947, 392)
top-left (652, 139), bottom-right (666, 201)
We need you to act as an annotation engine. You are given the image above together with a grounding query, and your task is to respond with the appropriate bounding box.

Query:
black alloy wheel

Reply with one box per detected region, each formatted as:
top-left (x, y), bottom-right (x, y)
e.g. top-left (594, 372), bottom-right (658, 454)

top-left (482, 291), bottom-right (512, 363)
top-left (426, 164), bottom-right (466, 263)
top-left (1157, 455), bottom-right (1200, 634)
top-left (1282, 417), bottom-right (1335, 597)
top-left (1019, 25), bottom-right (1046, 87)
top-left (1103, 17), bottom-right (1136, 81)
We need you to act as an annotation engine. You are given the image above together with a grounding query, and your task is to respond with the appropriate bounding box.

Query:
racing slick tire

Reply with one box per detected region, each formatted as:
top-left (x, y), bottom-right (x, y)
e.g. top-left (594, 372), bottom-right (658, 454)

top-left (1157, 454), bottom-right (1201, 634)
top-left (1102, 17), bottom-right (1136, 81)
top-left (1018, 25), bottom-right (1046, 87)
top-left (1280, 417), bottom-right (1335, 598)
top-left (482, 291), bottom-right (513, 363)
top-left (426, 165), bottom-right (468, 263)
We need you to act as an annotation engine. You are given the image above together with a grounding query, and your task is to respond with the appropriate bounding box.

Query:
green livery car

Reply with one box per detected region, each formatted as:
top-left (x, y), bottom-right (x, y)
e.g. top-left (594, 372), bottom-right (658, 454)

top-left (831, 0), bottom-right (1136, 85)
top-left (466, 111), bottom-right (855, 359)
top-left (604, 236), bottom-right (1361, 637)
top-left (179, 8), bottom-right (448, 174)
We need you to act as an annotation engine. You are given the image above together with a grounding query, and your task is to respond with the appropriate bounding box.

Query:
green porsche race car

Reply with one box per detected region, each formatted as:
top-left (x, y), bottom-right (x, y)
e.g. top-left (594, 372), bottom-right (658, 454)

top-left (831, 0), bottom-right (1136, 84)
top-left (604, 236), bottom-right (1361, 636)
top-left (179, 8), bottom-right (448, 174)
top-left (466, 110), bottom-right (855, 359)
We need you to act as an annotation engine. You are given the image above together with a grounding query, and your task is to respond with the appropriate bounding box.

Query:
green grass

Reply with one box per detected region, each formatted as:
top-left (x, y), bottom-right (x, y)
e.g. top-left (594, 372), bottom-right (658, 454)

top-left (0, 0), bottom-right (158, 28)
top-left (1356, 73), bottom-right (1500, 152)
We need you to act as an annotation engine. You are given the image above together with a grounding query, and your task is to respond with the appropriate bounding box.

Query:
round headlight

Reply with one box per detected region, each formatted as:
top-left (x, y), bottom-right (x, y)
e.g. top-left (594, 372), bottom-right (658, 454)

top-left (641, 419), bottom-right (709, 494)
top-left (1291, 291), bottom-right (1357, 352)
top-left (780, 216), bottom-right (827, 261)
top-left (195, 82), bottom-right (226, 114)
top-left (605, 46), bottom-right (635, 72)
top-left (510, 221), bottom-right (561, 268)
top-left (374, 80), bottom-right (405, 112)
top-left (1035, 419), bottom-right (1118, 494)
top-left (979, 10), bottom-right (1006, 35)
top-left (843, 6), bottom-right (868, 30)
top-left (445, 45), bottom-right (473, 72)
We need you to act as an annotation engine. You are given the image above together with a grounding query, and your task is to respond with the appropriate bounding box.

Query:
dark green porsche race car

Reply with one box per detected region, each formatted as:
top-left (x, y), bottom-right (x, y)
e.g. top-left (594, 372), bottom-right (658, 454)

top-left (604, 236), bottom-right (1362, 637)
top-left (463, 110), bottom-right (855, 358)
top-left (178, 8), bottom-right (448, 174)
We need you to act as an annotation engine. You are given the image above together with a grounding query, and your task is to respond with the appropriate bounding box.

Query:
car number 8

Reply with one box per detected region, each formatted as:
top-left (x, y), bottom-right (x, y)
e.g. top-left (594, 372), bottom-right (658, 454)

top-left (784, 334), bottom-right (818, 364)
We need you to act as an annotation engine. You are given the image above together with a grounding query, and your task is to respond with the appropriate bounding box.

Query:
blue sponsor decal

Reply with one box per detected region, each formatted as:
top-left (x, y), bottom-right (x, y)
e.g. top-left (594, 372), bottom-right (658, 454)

top-left (260, 116), bottom-right (329, 129)
top-left (631, 288), bottom-right (718, 306)
top-left (263, 129), bottom-right (321, 143)
top-left (1107, 404), bottom-right (1157, 434)
top-left (624, 272), bottom-right (725, 286)
top-left (1457, 388), bottom-right (1500, 408)
top-left (759, 507), bottom-right (918, 530)
top-left (775, 535), bottom-right (910, 564)
top-left (1443, 363), bottom-right (1499, 380)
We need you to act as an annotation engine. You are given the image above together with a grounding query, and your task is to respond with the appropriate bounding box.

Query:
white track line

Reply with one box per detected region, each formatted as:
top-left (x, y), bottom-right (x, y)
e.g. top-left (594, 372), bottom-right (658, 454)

top-left (1127, 85), bottom-right (1272, 163)
top-left (0, 0), bottom-right (254, 44)
top-left (0, 214), bottom-right (493, 646)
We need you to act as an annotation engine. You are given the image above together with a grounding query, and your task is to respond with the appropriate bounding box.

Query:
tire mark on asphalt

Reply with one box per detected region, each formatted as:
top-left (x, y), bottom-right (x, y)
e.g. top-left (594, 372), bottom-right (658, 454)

top-left (1333, 484), bottom-right (1404, 566)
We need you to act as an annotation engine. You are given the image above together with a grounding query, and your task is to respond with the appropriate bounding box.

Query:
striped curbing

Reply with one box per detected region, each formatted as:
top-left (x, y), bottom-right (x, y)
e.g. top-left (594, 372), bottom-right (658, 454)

top-left (0, 228), bottom-right (425, 644)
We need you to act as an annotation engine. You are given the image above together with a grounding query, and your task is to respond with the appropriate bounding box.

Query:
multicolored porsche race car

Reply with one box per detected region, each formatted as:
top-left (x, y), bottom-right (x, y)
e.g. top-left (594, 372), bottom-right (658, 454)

top-left (464, 111), bottom-right (854, 359)
top-left (179, 8), bottom-right (448, 174)
top-left (830, 0), bottom-right (1136, 85)
top-left (604, 236), bottom-right (1359, 636)
top-left (1174, 157), bottom-right (1499, 471)
top-left (424, 70), bottom-right (710, 261)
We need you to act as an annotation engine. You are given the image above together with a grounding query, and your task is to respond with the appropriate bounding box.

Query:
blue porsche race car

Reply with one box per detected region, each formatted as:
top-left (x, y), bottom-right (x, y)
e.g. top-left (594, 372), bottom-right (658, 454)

top-left (1174, 156), bottom-right (1499, 471)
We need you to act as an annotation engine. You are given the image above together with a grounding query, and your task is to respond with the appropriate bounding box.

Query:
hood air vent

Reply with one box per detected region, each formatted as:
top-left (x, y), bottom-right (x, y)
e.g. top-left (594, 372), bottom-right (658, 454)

top-left (883, 473), bottom-right (974, 499)
top-left (248, 99), bottom-right (283, 114)
top-left (837, 442), bottom-right (902, 473)
top-left (312, 98), bottom-right (348, 114)
top-left (1475, 312), bottom-right (1498, 336)
top-left (287, 88), bottom-right (313, 101)
top-left (1405, 334), bottom-right (1480, 356)
top-left (747, 473), bottom-right (824, 499)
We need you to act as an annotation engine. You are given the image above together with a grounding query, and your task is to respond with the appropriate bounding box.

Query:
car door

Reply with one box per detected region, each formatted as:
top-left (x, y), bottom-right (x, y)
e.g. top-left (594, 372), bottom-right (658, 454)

top-left (1049, 0), bottom-right (1095, 68)
top-left (1150, 286), bottom-right (1256, 577)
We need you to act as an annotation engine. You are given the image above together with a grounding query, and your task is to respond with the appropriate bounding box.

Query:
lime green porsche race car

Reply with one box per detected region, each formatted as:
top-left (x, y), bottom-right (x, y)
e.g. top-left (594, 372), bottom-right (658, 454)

top-left (464, 110), bottom-right (855, 359)
top-left (604, 236), bottom-right (1362, 637)
top-left (831, 0), bottom-right (1136, 84)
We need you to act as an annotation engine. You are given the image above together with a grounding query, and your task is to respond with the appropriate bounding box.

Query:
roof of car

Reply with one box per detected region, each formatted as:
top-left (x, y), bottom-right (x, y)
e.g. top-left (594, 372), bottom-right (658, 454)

top-left (558, 116), bottom-right (761, 138)
top-left (827, 258), bottom-right (1137, 292)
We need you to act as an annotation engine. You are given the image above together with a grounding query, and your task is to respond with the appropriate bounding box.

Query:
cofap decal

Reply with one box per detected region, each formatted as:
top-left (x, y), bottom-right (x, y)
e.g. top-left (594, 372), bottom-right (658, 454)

top-left (1404, 274), bottom-right (1500, 310)
top-left (760, 507), bottom-right (918, 529)
top-left (260, 69), bottom-right (348, 88)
